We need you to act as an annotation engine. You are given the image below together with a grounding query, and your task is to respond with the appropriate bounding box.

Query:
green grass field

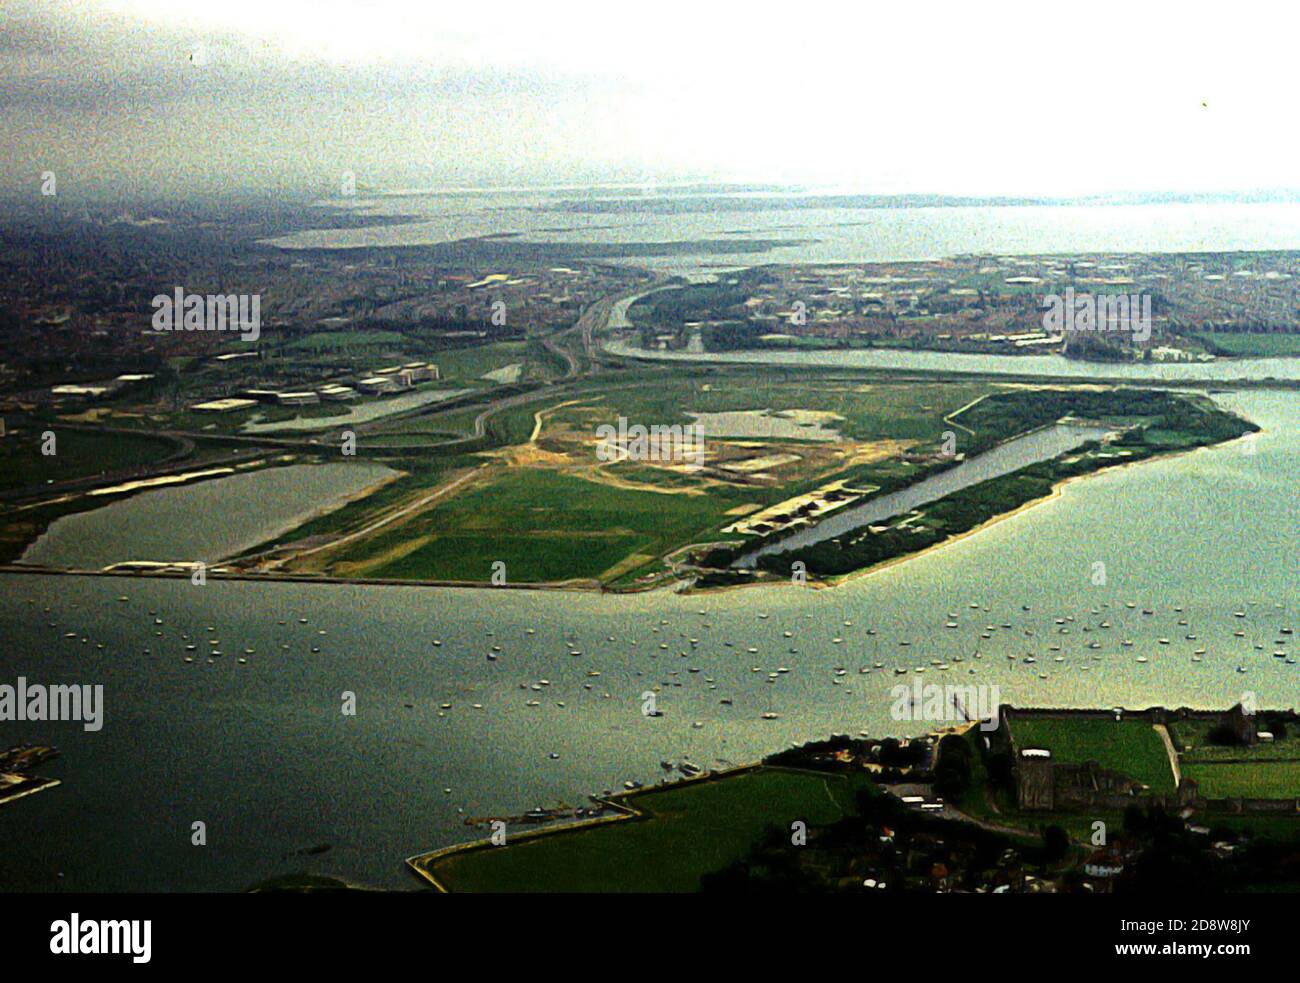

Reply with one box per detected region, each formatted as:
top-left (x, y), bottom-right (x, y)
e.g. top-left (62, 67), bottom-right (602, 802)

top-left (1170, 718), bottom-right (1300, 763)
top-left (0, 426), bottom-right (180, 492)
top-left (543, 378), bottom-right (993, 446)
top-left (422, 767), bottom-right (874, 893)
top-left (1198, 333), bottom-right (1300, 357)
top-left (1183, 762), bottom-right (1300, 799)
top-left (1008, 716), bottom-right (1176, 793)
top-left (331, 467), bottom-right (740, 583)
top-left (283, 329), bottom-right (410, 352)
top-left (430, 342), bottom-right (536, 383)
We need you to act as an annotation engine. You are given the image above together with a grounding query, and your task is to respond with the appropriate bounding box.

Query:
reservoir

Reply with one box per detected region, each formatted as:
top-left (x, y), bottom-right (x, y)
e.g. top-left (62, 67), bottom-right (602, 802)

top-left (19, 462), bottom-right (398, 569)
top-left (2, 390), bottom-right (1296, 892)
top-left (733, 423), bottom-right (1110, 566)
top-left (240, 388), bottom-right (473, 433)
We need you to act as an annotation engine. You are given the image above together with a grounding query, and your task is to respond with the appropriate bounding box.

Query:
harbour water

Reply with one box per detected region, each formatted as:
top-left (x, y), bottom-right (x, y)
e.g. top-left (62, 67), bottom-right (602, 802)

top-left (2, 390), bottom-right (1296, 892)
top-left (267, 196), bottom-right (1300, 281)
top-left (606, 337), bottom-right (1300, 383)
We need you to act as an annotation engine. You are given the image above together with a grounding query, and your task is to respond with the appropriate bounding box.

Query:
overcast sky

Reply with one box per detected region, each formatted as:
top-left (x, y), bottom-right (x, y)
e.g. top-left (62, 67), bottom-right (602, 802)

top-left (4, 0), bottom-right (1298, 200)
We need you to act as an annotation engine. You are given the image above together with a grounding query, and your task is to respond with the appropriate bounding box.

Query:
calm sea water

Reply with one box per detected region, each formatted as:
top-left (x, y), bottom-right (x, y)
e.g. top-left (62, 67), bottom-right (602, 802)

top-left (2, 390), bottom-right (1296, 892)
top-left (266, 197), bottom-right (1300, 279)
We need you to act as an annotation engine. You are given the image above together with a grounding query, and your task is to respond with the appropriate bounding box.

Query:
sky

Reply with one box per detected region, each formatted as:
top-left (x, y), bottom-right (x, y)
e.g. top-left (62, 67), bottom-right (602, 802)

top-left (3, 0), bottom-right (1298, 201)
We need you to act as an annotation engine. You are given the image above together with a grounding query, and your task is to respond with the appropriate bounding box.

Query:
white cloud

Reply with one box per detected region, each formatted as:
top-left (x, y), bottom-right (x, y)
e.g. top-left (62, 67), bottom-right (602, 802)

top-left (4, 0), bottom-right (1299, 197)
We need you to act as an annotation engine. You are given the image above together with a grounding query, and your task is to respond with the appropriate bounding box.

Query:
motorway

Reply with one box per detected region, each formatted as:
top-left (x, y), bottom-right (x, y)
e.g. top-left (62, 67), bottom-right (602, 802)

top-left (3, 284), bottom-right (660, 508)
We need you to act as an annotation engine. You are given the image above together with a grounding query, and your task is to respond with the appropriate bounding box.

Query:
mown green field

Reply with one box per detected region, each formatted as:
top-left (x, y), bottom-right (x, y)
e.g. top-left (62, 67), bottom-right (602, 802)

top-left (331, 467), bottom-right (740, 583)
top-left (423, 767), bottom-right (875, 893)
top-left (1008, 716), bottom-right (1176, 793)
top-left (1183, 762), bottom-right (1300, 799)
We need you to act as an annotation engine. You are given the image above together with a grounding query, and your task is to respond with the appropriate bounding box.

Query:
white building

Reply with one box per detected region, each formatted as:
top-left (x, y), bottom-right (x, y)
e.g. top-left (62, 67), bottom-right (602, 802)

top-left (355, 376), bottom-right (401, 395)
top-left (192, 397), bottom-right (258, 413)
top-left (275, 391), bottom-right (320, 406)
